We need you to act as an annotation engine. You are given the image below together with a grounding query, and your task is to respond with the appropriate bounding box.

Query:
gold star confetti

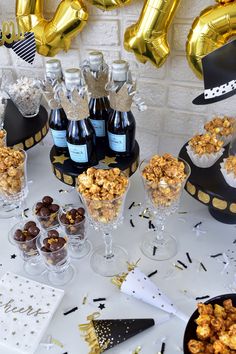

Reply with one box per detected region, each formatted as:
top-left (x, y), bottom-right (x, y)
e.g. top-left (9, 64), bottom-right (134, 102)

top-left (100, 156), bottom-right (117, 165)
top-left (53, 154), bottom-right (69, 165)
top-left (133, 346), bottom-right (142, 353)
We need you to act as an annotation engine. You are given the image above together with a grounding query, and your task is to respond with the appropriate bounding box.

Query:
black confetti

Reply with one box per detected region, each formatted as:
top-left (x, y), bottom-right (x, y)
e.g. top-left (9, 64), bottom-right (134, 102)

top-left (186, 252), bottom-right (192, 263)
top-left (210, 253), bottom-right (223, 258)
top-left (177, 260), bottom-right (187, 269)
top-left (93, 298), bottom-right (106, 302)
top-left (130, 219), bottom-right (135, 227)
top-left (195, 295), bottom-right (210, 300)
top-left (153, 246), bottom-right (157, 256)
top-left (128, 202), bottom-right (135, 210)
top-left (147, 270), bottom-right (158, 278)
top-left (233, 239), bottom-right (236, 244)
top-left (11, 254), bottom-right (16, 259)
top-left (194, 221), bottom-right (202, 228)
top-left (178, 211), bottom-right (188, 214)
top-left (63, 307), bottom-right (78, 316)
top-left (200, 262), bottom-right (207, 272)
top-left (139, 215), bottom-right (149, 219)
top-left (22, 208), bottom-right (29, 218)
top-left (98, 303), bottom-right (105, 310)
top-left (161, 341), bottom-right (166, 354)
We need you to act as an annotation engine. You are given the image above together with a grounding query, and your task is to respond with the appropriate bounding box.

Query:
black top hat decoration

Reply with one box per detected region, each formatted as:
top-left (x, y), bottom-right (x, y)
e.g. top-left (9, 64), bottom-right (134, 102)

top-left (193, 40), bottom-right (236, 105)
top-left (80, 312), bottom-right (155, 353)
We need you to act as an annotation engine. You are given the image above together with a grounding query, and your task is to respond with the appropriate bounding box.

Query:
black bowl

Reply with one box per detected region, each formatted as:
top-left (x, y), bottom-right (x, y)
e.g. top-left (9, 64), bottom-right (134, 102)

top-left (183, 293), bottom-right (236, 353)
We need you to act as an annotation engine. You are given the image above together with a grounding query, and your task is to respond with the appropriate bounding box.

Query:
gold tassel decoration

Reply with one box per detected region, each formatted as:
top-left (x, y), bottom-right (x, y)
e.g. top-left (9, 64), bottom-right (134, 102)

top-left (79, 313), bottom-right (109, 354)
top-left (111, 260), bottom-right (140, 288)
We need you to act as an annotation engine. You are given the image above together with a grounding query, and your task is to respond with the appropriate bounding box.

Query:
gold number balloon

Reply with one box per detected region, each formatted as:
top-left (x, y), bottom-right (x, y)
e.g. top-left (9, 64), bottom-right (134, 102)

top-left (124, 0), bottom-right (181, 68)
top-left (187, 0), bottom-right (236, 79)
top-left (16, 0), bottom-right (88, 57)
top-left (86, 0), bottom-right (131, 11)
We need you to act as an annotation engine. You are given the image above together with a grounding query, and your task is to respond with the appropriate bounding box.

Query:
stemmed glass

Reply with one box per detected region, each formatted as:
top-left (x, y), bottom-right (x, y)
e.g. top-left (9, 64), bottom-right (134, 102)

top-left (79, 182), bottom-right (130, 277)
top-left (8, 221), bottom-right (45, 276)
top-left (58, 204), bottom-right (92, 259)
top-left (140, 157), bottom-right (190, 261)
top-left (0, 149), bottom-right (28, 218)
top-left (36, 230), bottom-right (75, 286)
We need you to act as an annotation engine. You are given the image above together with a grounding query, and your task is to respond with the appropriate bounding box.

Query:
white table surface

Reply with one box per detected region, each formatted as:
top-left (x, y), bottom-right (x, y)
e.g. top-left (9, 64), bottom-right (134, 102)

top-left (0, 144), bottom-right (235, 354)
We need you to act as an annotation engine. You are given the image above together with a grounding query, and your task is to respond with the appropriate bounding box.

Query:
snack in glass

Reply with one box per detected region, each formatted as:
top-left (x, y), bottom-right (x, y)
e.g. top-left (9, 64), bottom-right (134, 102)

top-left (34, 195), bottom-right (60, 230)
top-left (6, 77), bottom-right (42, 118)
top-left (37, 229), bottom-right (74, 285)
top-left (140, 154), bottom-right (190, 261)
top-left (0, 129), bottom-right (7, 147)
top-left (77, 167), bottom-right (129, 277)
top-left (59, 204), bottom-right (91, 259)
top-left (0, 147), bottom-right (28, 218)
top-left (8, 220), bottom-right (44, 275)
top-left (186, 133), bottom-right (224, 168)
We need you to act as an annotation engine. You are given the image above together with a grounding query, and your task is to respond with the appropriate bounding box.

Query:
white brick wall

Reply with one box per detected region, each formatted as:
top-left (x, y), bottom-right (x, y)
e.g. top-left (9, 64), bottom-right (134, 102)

top-left (0, 0), bottom-right (232, 157)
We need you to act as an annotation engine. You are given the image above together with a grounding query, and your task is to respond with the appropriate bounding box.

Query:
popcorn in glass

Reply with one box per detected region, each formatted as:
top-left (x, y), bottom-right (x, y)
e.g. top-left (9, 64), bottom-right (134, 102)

top-left (140, 154), bottom-right (190, 261)
top-left (6, 77), bottom-right (42, 118)
top-left (0, 147), bottom-right (28, 218)
top-left (8, 220), bottom-right (45, 275)
top-left (77, 167), bottom-right (129, 277)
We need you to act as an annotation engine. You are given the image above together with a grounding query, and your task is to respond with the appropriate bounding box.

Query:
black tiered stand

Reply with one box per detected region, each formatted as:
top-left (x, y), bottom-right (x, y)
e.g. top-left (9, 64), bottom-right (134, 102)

top-left (4, 100), bottom-right (49, 150)
top-left (50, 141), bottom-right (140, 186)
top-left (179, 143), bottom-right (236, 224)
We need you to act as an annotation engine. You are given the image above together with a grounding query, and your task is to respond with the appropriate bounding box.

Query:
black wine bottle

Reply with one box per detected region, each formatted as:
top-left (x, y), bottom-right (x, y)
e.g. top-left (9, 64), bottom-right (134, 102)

top-left (107, 60), bottom-right (136, 157)
top-left (66, 118), bottom-right (97, 167)
top-left (45, 59), bottom-right (68, 153)
top-left (84, 51), bottom-right (110, 145)
top-left (64, 69), bottom-right (97, 167)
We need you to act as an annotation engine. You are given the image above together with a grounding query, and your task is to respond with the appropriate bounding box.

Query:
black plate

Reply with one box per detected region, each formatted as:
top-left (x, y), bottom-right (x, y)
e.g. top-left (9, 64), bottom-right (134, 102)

top-left (183, 293), bottom-right (236, 353)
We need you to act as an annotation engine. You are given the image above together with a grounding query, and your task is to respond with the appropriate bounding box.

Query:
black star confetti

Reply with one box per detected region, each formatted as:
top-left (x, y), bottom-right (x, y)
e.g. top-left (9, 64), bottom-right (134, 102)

top-left (98, 303), bottom-right (105, 310)
top-left (11, 254), bottom-right (17, 259)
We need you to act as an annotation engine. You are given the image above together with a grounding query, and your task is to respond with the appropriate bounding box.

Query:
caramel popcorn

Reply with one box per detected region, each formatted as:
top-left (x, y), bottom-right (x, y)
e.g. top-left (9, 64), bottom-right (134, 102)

top-left (189, 134), bottom-right (223, 156)
top-left (188, 299), bottom-right (236, 353)
top-left (77, 167), bottom-right (129, 224)
top-left (224, 156), bottom-right (236, 178)
top-left (141, 154), bottom-right (187, 207)
top-left (204, 117), bottom-right (235, 137)
top-left (0, 147), bottom-right (25, 196)
top-left (0, 129), bottom-right (6, 147)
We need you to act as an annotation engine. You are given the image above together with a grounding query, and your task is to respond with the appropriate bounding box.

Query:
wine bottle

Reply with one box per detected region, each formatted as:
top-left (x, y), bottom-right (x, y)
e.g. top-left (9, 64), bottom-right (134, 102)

top-left (64, 69), bottom-right (97, 167)
top-left (107, 60), bottom-right (136, 157)
top-left (85, 51), bottom-right (110, 145)
top-left (45, 59), bottom-right (68, 153)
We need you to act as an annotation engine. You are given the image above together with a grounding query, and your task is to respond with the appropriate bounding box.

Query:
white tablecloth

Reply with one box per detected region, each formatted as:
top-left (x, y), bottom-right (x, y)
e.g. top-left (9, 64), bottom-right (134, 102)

top-left (0, 144), bottom-right (235, 354)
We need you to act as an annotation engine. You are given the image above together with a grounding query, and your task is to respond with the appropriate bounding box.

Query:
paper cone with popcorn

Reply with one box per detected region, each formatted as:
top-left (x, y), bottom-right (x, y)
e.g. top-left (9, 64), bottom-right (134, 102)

top-left (112, 266), bottom-right (188, 322)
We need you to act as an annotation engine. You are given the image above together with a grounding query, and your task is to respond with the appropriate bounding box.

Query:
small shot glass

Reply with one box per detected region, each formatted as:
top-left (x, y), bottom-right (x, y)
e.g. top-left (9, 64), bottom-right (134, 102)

top-left (33, 200), bottom-right (60, 230)
top-left (8, 220), bottom-right (45, 276)
top-left (37, 229), bottom-right (75, 285)
top-left (58, 204), bottom-right (92, 259)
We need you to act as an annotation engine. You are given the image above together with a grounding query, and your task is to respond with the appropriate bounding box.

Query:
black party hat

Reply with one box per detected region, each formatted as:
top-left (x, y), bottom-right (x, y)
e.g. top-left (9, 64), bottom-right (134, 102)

top-left (193, 40), bottom-right (236, 105)
top-left (80, 313), bottom-right (155, 353)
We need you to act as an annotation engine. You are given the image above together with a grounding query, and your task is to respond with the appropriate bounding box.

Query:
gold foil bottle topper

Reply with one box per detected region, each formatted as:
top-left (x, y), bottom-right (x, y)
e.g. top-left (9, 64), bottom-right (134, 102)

top-left (83, 51), bottom-right (109, 99)
top-left (58, 89), bottom-right (89, 121)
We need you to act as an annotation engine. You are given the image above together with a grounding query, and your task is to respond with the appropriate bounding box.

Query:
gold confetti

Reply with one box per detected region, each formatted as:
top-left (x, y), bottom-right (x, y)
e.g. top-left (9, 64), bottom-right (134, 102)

top-left (133, 346), bottom-right (142, 354)
top-left (82, 295), bottom-right (88, 305)
top-left (51, 338), bottom-right (64, 348)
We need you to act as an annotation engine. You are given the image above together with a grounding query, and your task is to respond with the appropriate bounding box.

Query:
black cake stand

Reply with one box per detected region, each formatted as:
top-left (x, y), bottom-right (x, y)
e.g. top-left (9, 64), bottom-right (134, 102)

top-left (179, 143), bottom-right (236, 224)
top-left (4, 99), bottom-right (49, 150)
top-left (50, 141), bottom-right (140, 186)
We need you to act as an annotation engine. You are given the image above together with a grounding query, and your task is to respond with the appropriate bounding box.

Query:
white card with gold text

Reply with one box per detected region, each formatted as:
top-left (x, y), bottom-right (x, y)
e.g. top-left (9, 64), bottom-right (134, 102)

top-left (0, 272), bottom-right (64, 354)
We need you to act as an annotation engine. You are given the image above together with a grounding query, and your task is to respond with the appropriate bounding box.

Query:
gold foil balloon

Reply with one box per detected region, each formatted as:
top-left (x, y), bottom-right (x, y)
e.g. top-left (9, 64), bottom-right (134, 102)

top-left (124, 0), bottom-right (181, 68)
top-left (86, 0), bottom-right (131, 11)
top-left (187, 0), bottom-right (236, 79)
top-left (16, 0), bottom-right (88, 57)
